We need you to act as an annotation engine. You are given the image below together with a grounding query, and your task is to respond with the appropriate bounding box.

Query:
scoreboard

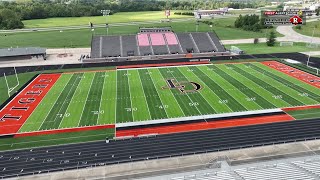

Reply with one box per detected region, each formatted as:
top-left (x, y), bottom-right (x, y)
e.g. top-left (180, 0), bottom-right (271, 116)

top-left (262, 10), bottom-right (306, 26)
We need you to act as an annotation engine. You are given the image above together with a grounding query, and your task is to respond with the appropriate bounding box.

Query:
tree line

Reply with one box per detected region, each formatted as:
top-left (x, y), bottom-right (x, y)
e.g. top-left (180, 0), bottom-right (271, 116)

top-left (0, 0), bottom-right (262, 29)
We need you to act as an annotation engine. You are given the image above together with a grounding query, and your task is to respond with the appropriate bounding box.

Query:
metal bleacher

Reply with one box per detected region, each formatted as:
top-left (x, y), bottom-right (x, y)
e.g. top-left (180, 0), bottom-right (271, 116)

top-left (90, 31), bottom-right (228, 59)
top-left (176, 33), bottom-right (200, 54)
top-left (235, 163), bottom-right (315, 180)
top-left (171, 171), bottom-right (236, 180)
top-left (191, 32), bottom-right (215, 53)
top-left (207, 32), bottom-right (226, 52)
top-left (167, 157), bottom-right (320, 180)
top-left (121, 35), bottom-right (139, 57)
top-left (150, 33), bottom-right (168, 55)
top-left (293, 159), bottom-right (320, 177)
top-left (90, 36), bottom-right (101, 58)
top-left (101, 36), bottom-right (121, 57)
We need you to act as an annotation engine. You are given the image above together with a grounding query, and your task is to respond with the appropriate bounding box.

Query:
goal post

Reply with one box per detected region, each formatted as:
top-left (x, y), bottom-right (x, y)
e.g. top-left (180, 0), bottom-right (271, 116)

top-left (3, 67), bottom-right (20, 97)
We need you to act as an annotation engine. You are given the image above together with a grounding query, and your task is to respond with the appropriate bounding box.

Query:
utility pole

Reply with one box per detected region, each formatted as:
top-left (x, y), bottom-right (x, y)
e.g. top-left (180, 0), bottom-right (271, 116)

top-left (101, 10), bottom-right (111, 35)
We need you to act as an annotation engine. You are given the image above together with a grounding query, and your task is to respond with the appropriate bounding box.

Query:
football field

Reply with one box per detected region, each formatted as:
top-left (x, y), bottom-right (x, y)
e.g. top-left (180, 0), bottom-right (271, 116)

top-left (18, 62), bottom-right (320, 133)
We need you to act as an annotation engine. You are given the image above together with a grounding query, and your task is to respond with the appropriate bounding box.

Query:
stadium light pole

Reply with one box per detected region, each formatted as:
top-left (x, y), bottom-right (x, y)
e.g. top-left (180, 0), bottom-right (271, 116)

top-left (307, 26), bottom-right (316, 67)
top-left (101, 10), bottom-right (111, 35)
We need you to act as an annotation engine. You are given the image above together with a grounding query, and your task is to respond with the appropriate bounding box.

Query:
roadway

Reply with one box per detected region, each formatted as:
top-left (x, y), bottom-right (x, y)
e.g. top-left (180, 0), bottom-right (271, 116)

top-left (2, 118), bottom-right (320, 178)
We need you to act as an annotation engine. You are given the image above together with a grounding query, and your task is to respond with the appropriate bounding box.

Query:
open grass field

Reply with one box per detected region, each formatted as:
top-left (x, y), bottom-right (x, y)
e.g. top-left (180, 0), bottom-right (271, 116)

top-left (294, 20), bottom-right (320, 38)
top-left (287, 108), bottom-right (320, 120)
top-left (225, 42), bottom-right (320, 54)
top-left (11, 62), bottom-right (320, 133)
top-left (22, 11), bottom-right (192, 28)
top-left (0, 17), bottom-right (280, 48)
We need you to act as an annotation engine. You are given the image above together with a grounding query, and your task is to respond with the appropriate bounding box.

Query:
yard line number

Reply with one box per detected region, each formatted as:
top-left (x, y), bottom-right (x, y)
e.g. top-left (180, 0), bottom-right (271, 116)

top-left (56, 113), bottom-right (70, 118)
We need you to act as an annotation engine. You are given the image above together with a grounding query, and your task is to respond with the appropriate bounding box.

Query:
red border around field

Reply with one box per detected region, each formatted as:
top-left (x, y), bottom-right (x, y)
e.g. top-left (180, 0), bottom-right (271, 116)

top-left (116, 114), bottom-right (294, 137)
top-left (0, 74), bottom-right (61, 136)
top-left (14, 124), bottom-right (115, 138)
top-left (261, 61), bottom-right (320, 88)
top-left (117, 61), bottom-right (210, 69)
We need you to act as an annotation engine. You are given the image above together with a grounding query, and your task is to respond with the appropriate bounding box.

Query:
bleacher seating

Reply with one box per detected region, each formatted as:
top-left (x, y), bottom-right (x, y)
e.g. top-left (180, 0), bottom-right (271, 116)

top-left (150, 33), bottom-right (166, 46)
top-left (90, 36), bottom-right (101, 58)
top-left (191, 33), bottom-right (215, 53)
top-left (137, 33), bottom-right (150, 46)
top-left (164, 33), bottom-right (182, 54)
top-left (176, 33), bottom-right (200, 53)
top-left (90, 31), bottom-right (227, 58)
top-left (171, 171), bottom-right (236, 180)
top-left (207, 32), bottom-right (226, 52)
top-left (293, 160), bottom-right (320, 176)
top-left (149, 33), bottom-right (168, 55)
top-left (121, 35), bottom-right (139, 57)
top-left (164, 33), bottom-right (179, 45)
top-left (101, 36), bottom-right (121, 57)
top-left (235, 163), bottom-right (314, 180)
top-left (139, 46), bottom-right (153, 56)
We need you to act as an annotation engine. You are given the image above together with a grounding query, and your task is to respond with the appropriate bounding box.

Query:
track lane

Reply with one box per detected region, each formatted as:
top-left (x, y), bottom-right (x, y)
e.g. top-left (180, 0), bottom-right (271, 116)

top-left (2, 119), bottom-right (320, 177)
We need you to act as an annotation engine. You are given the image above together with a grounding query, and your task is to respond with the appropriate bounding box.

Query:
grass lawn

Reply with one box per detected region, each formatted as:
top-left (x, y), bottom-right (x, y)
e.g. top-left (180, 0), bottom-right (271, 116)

top-left (0, 17), bottom-right (282, 48)
top-left (225, 42), bottom-right (320, 54)
top-left (293, 20), bottom-right (320, 38)
top-left (22, 11), bottom-right (192, 28)
top-left (287, 108), bottom-right (320, 120)
top-left (0, 129), bottom-right (114, 151)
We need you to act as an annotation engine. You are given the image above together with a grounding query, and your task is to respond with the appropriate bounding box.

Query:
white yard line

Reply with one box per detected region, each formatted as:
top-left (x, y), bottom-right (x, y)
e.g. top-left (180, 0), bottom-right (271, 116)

top-left (49, 74), bottom-right (82, 128)
top-left (188, 66), bottom-right (233, 113)
top-left (167, 68), bottom-right (203, 116)
top-left (126, 70), bottom-right (135, 122)
top-left (228, 64), bottom-right (290, 108)
top-left (117, 63), bottom-right (210, 71)
top-left (116, 108), bottom-right (283, 128)
top-left (250, 65), bottom-right (311, 108)
top-left (36, 75), bottom-right (71, 132)
top-left (58, 73), bottom-right (85, 129)
top-left (148, 69), bottom-right (169, 119)
top-left (215, 65), bottom-right (263, 110)
top-left (77, 73), bottom-right (95, 127)
top-left (154, 69), bottom-right (186, 118)
top-left (197, 66), bottom-right (250, 112)
top-left (176, 67), bottom-right (218, 114)
top-left (114, 71), bottom-right (118, 137)
top-left (96, 72), bottom-right (107, 125)
top-left (137, 70), bottom-right (152, 121)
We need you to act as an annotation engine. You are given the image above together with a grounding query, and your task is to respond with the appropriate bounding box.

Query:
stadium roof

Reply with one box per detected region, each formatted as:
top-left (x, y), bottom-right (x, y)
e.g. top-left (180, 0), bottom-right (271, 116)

top-left (0, 47), bottom-right (46, 58)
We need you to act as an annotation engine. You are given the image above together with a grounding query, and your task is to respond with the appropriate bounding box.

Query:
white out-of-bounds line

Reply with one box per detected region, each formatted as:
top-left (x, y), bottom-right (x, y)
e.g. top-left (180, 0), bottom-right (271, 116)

top-left (116, 108), bottom-right (283, 128)
top-left (117, 63), bottom-right (211, 71)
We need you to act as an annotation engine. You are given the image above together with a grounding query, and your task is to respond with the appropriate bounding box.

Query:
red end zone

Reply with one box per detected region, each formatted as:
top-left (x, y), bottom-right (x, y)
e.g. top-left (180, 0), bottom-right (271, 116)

top-left (0, 74), bottom-right (61, 136)
top-left (261, 61), bottom-right (320, 88)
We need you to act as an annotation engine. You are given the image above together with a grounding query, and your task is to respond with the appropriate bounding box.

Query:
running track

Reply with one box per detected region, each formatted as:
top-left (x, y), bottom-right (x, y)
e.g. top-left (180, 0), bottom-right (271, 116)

top-left (2, 118), bottom-right (320, 178)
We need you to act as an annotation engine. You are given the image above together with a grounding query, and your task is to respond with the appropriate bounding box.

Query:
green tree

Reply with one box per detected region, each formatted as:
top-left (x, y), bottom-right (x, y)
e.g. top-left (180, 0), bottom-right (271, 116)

top-left (316, 8), bottom-right (320, 16)
top-left (0, 8), bottom-right (24, 29)
top-left (266, 31), bottom-right (276, 46)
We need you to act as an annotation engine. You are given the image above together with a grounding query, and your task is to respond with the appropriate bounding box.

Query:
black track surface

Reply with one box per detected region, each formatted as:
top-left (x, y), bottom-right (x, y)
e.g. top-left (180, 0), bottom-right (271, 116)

top-left (2, 118), bottom-right (320, 178)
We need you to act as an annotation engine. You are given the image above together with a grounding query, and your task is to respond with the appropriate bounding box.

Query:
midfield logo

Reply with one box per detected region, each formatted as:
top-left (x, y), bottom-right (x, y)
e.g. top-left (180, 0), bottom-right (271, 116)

top-left (162, 79), bottom-right (202, 93)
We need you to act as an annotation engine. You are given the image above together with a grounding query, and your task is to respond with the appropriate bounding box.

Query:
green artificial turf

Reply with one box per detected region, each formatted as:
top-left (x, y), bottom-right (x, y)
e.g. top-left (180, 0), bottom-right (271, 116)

top-left (18, 63), bottom-right (320, 132)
